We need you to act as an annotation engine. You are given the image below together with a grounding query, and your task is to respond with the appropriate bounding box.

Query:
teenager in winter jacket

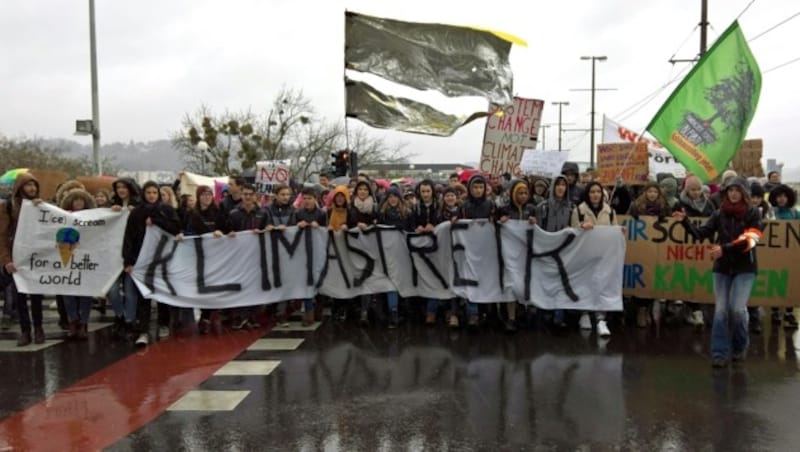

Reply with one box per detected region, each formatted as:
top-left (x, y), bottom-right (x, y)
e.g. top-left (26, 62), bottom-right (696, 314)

top-left (571, 181), bottom-right (618, 337)
top-left (767, 184), bottom-right (799, 329)
top-left (348, 180), bottom-right (378, 326)
top-left (123, 181), bottom-right (182, 346)
top-left (676, 177), bottom-right (763, 367)
top-left (296, 186), bottom-right (328, 326)
top-left (327, 185), bottom-right (350, 232)
top-left (377, 188), bottom-right (413, 328)
top-left (439, 186), bottom-right (463, 328)
top-left (457, 174), bottom-right (496, 330)
top-left (678, 175), bottom-right (715, 328)
top-left (0, 173), bottom-right (46, 346)
top-left (413, 180), bottom-right (445, 325)
top-left (61, 188), bottom-right (97, 340)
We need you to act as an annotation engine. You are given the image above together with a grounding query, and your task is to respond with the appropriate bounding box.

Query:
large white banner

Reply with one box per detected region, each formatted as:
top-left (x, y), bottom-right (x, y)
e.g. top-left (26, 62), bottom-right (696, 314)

top-left (12, 201), bottom-right (129, 296)
top-left (132, 221), bottom-right (625, 311)
top-left (602, 116), bottom-right (686, 178)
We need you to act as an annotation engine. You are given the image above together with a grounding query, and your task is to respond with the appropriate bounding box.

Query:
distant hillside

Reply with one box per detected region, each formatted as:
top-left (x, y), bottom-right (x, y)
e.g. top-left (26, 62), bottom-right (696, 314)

top-left (43, 138), bottom-right (184, 171)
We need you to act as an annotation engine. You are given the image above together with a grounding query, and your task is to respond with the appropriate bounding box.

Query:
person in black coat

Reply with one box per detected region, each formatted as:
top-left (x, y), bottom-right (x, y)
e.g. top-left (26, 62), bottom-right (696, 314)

top-left (675, 177), bottom-right (763, 368)
top-left (123, 181), bottom-right (181, 347)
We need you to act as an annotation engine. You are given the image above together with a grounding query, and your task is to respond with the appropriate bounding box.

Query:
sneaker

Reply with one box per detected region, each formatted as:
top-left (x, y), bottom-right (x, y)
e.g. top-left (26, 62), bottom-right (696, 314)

top-left (425, 312), bottom-right (436, 325)
top-left (388, 310), bottom-right (399, 329)
top-left (579, 313), bottom-right (592, 330)
top-left (359, 309), bottom-right (369, 327)
top-left (687, 310), bottom-right (705, 327)
top-left (784, 314), bottom-right (798, 330)
top-left (232, 317), bottom-right (249, 331)
top-left (157, 325), bottom-right (170, 339)
top-left (448, 314), bottom-right (459, 328)
top-left (711, 357), bottom-right (728, 368)
top-left (597, 320), bottom-right (611, 337)
top-left (135, 333), bottom-right (150, 347)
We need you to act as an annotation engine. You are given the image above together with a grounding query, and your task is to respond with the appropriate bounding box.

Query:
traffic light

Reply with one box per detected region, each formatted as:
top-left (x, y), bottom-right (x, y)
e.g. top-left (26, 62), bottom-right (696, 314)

top-left (331, 150), bottom-right (349, 177)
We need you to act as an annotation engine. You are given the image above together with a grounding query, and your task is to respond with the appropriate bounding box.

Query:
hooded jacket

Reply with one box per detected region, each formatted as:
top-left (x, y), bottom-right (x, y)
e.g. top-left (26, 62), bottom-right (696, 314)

top-left (268, 199), bottom-right (297, 226)
top-left (111, 177), bottom-right (142, 208)
top-left (769, 184), bottom-right (800, 220)
top-left (536, 175), bottom-right (573, 232)
top-left (378, 188), bottom-right (413, 231)
top-left (679, 190), bottom-right (715, 217)
top-left (459, 174), bottom-right (495, 220)
top-left (122, 182), bottom-right (181, 267)
top-left (659, 176), bottom-right (680, 209)
top-left (0, 173), bottom-right (41, 266)
top-left (561, 161), bottom-right (583, 205)
top-left (328, 185), bottom-right (350, 230)
top-left (60, 188), bottom-right (97, 211)
top-left (501, 179), bottom-right (536, 221)
top-left (55, 180), bottom-right (86, 205)
top-left (684, 177), bottom-right (763, 274)
top-left (628, 182), bottom-right (673, 220)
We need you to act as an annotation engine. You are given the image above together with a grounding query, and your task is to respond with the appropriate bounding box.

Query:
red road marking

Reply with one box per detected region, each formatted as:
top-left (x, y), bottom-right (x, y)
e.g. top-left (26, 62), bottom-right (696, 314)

top-left (0, 328), bottom-right (267, 451)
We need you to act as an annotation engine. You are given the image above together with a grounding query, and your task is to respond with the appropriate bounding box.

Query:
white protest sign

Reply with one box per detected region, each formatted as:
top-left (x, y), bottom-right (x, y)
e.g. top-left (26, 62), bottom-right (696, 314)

top-left (132, 221), bottom-right (625, 312)
top-left (11, 201), bottom-right (129, 296)
top-left (255, 160), bottom-right (291, 194)
top-left (480, 97), bottom-right (544, 176)
top-left (602, 116), bottom-right (686, 178)
top-left (520, 149), bottom-right (570, 179)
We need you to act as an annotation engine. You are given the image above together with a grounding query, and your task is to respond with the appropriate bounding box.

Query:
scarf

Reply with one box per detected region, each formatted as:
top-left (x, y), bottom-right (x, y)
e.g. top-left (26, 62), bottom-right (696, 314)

top-left (679, 191), bottom-right (708, 215)
top-left (354, 196), bottom-right (374, 214)
top-left (721, 199), bottom-right (747, 220)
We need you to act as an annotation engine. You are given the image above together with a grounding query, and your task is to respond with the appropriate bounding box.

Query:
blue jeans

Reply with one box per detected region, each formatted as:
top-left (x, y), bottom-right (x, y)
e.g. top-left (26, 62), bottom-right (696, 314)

top-left (466, 301), bottom-right (479, 317)
top-left (3, 284), bottom-right (16, 318)
top-left (426, 299), bottom-right (439, 314)
top-left (64, 296), bottom-right (92, 323)
top-left (304, 298), bottom-right (315, 312)
top-left (108, 273), bottom-right (139, 323)
top-left (386, 292), bottom-right (399, 313)
top-left (712, 272), bottom-right (755, 360)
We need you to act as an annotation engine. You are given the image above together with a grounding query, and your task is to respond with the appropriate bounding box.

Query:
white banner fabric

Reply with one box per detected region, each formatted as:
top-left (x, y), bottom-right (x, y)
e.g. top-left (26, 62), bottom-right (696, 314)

top-left (602, 116), bottom-right (686, 178)
top-left (132, 221), bottom-right (625, 311)
top-left (12, 201), bottom-right (129, 296)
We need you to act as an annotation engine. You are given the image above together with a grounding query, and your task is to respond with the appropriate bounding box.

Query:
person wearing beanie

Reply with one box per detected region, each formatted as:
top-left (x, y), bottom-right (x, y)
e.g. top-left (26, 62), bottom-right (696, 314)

top-left (710, 170), bottom-right (738, 209)
top-left (659, 175), bottom-right (680, 210)
top-left (678, 175), bottom-right (714, 328)
top-left (561, 161), bottom-right (583, 205)
top-left (749, 182), bottom-right (773, 221)
top-left (676, 177), bottom-right (763, 368)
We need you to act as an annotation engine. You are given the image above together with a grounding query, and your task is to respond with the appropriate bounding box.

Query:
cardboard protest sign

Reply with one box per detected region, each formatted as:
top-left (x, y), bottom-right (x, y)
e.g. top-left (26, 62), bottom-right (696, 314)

top-left (730, 139), bottom-right (764, 178)
top-left (620, 215), bottom-right (800, 306)
top-left (255, 161), bottom-right (291, 194)
top-left (11, 201), bottom-right (129, 296)
top-left (596, 142), bottom-right (649, 185)
top-left (520, 149), bottom-right (570, 179)
top-left (602, 116), bottom-right (686, 178)
top-left (480, 97), bottom-right (544, 176)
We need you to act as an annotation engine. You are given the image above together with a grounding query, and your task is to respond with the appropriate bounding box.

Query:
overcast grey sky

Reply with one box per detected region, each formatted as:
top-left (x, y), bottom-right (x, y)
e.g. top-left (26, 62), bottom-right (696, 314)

top-left (1, 0), bottom-right (797, 167)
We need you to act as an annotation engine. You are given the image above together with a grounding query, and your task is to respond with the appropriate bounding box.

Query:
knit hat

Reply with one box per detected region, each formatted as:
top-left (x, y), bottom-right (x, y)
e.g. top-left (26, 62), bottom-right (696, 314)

top-left (749, 182), bottom-right (765, 198)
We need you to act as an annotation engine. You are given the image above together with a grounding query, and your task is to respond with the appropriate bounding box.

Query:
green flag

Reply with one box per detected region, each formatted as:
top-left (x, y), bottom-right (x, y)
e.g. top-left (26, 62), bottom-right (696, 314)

top-left (646, 21), bottom-right (761, 182)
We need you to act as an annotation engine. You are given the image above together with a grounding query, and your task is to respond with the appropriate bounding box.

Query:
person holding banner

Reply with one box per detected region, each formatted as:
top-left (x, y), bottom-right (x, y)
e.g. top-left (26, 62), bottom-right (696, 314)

top-left (458, 174), bottom-right (496, 331)
top-left (0, 173), bottom-right (46, 346)
top-left (109, 177), bottom-right (142, 340)
top-left (674, 177), bottom-right (763, 368)
top-left (378, 188), bottom-right (414, 328)
top-left (678, 175), bottom-right (716, 329)
top-left (267, 184), bottom-right (298, 327)
top-left (60, 188), bottom-right (98, 340)
top-left (183, 185), bottom-right (225, 335)
top-left (440, 187), bottom-right (464, 328)
top-left (628, 182), bottom-right (674, 328)
top-left (413, 180), bottom-right (444, 326)
top-left (296, 186), bottom-right (328, 326)
top-left (499, 179), bottom-right (537, 333)
top-left (123, 181), bottom-right (182, 346)
top-left (348, 180), bottom-right (378, 327)
top-left (767, 184), bottom-right (799, 329)
top-left (571, 181), bottom-right (618, 337)
top-left (536, 175), bottom-right (574, 330)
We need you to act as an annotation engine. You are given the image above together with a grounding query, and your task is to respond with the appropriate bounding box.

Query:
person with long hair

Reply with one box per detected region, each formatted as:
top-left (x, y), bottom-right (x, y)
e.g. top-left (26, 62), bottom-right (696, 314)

top-left (571, 181), bottom-right (617, 337)
top-left (675, 177), bottom-right (763, 368)
top-left (377, 188), bottom-right (413, 328)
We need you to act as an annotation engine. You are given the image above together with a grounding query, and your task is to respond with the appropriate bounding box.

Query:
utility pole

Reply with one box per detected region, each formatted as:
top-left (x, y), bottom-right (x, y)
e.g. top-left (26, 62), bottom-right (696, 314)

top-left (572, 56), bottom-right (615, 167)
top-left (551, 101), bottom-right (569, 151)
top-left (669, 0), bottom-right (709, 63)
top-left (538, 124), bottom-right (550, 150)
top-left (89, 0), bottom-right (101, 175)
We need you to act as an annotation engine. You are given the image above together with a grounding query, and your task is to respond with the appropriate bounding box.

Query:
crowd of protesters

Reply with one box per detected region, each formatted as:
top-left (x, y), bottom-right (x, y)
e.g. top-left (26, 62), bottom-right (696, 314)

top-left (0, 164), bottom-right (798, 367)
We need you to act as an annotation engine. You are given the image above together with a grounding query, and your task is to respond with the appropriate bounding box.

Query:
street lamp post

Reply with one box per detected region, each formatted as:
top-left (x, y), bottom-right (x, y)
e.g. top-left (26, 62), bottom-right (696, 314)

top-left (580, 56), bottom-right (607, 167)
top-left (197, 140), bottom-right (209, 175)
top-left (538, 124), bottom-right (550, 150)
top-left (551, 101), bottom-right (569, 151)
top-left (88, 0), bottom-right (101, 175)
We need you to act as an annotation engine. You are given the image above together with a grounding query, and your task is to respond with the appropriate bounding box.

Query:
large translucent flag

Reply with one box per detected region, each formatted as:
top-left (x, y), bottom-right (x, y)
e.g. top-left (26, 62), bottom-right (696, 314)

top-left (345, 11), bottom-right (523, 136)
top-left (646, 21), bottom-right (761, 182)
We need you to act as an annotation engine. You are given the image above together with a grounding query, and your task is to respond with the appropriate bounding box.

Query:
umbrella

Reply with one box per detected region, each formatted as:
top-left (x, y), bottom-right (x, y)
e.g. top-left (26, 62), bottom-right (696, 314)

top-left (0, 168), bottom-right (28, 185)
top-left (374, 178), bottom-right (390, 190)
